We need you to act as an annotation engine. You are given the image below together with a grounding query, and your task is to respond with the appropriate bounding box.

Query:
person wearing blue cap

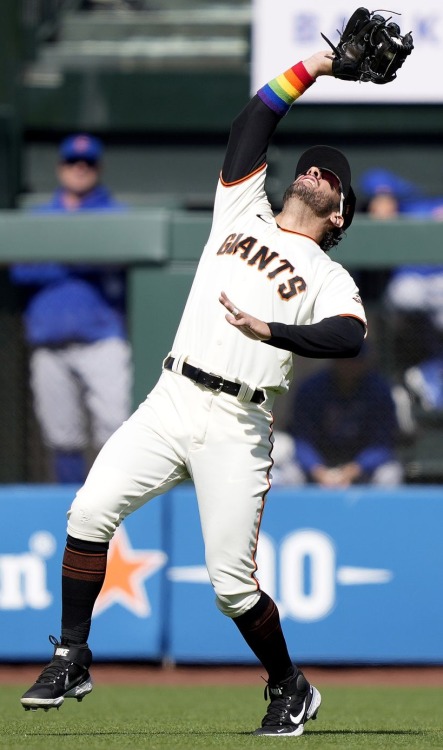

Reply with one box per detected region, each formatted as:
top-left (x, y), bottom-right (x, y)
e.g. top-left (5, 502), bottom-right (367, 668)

top-left (10, 134), bottom-right (133, 484)
top-left (45, 134), bottom-right (113, 213)
top-left (359, 167), bottom-right (419, 219)
top-left (59, 134), bottom-right (103, 162)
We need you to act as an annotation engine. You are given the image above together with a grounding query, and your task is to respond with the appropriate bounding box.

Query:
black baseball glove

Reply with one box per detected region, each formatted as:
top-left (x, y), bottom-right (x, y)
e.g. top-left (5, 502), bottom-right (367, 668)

top-left (321, 7), bottom-right (414, 84)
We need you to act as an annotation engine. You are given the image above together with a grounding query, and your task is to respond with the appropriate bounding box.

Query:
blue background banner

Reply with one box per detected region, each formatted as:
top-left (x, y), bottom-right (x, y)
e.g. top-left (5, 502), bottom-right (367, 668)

top-left (1, 484), bottom-right (442, 663)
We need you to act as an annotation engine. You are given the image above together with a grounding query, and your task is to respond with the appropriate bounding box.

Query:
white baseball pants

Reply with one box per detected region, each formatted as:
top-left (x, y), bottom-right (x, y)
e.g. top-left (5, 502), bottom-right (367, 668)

top-left (68, 369), bottom-right (274, 617)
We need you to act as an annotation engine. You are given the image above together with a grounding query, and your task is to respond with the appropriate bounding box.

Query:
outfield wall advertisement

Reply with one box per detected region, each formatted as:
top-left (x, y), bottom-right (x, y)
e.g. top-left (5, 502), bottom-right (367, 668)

top-left (251, 0), bottom-right (442, 103)
top-left (1, 485), bottom-right (442, 663)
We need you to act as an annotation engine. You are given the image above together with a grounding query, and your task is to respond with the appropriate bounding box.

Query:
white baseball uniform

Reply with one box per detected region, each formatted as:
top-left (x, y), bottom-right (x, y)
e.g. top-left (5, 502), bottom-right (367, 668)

top-left (67, 159), bottom-right (366, 618)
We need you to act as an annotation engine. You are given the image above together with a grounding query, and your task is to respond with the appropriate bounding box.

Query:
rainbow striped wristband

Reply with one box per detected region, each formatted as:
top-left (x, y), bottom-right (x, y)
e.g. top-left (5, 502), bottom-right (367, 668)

top-left (257, 61), bottom-right (315, 117)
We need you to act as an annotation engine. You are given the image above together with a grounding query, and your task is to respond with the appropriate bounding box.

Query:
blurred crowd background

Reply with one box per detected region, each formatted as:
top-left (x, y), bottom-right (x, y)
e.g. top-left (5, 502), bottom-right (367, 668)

top-left (2, 0), bottom-right (443, 486)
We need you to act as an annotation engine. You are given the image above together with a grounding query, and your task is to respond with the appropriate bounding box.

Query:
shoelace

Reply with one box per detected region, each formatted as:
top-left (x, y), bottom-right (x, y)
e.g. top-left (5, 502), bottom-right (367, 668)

top-left (261, 684), bottom-right (308, 727)
top-left (36, 635), bottom-right (69, 685)
top-left (36, 658), bottom-right (70, 685)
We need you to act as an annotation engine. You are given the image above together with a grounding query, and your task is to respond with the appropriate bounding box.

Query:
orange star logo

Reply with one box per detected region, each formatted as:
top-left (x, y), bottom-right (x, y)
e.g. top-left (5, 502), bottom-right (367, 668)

top-left (93, 526), bottom-right (167, 618)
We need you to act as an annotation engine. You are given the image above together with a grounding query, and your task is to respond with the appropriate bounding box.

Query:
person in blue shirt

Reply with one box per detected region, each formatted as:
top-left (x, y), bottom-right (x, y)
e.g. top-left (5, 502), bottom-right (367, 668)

top-left (289, 346), bottom-right (403, 487)
top-left (10, 134), bottom-right (133, 484)
top-left (359, 168), bottom-right (443, 411)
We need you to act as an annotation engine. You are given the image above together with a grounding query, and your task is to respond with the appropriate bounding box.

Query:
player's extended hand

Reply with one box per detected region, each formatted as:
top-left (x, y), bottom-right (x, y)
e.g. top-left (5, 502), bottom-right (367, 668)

top-left (219, 291), bottom-right (271, 342)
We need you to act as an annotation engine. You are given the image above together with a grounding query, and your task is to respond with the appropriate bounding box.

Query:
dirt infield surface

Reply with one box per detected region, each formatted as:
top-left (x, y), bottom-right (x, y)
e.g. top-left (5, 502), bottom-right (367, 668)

top-left (2, 664), bottom-right (443, 687)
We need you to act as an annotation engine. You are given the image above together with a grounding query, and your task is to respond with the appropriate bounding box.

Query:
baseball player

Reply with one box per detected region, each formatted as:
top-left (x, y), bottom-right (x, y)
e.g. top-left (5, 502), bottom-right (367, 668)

top-left (21, 49), bottom-right (366, 735)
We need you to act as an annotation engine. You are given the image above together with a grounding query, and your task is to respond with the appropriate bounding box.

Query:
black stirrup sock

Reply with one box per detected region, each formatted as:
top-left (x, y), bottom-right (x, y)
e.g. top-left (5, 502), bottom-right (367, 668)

top-left (61, 534), bottom-right (109, 646)
top-left (233, 591), bottom-right (294, 685)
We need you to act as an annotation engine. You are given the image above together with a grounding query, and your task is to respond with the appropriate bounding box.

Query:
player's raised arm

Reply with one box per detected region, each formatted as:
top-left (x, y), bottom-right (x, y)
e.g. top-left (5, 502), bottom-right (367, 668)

top-left (221, 51), bottom-right (332, 185)
top-left (222, 4), bottom-right (414, 185)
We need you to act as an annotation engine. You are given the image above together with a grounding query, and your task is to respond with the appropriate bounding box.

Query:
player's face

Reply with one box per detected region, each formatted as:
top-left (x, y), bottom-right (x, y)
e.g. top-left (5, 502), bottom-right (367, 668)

top-left (284, 165), bottom-right (342, 217)
top-left (58, 159), bottom-right (100, 196)
top-left (296, 166), bottom-right (342, 195)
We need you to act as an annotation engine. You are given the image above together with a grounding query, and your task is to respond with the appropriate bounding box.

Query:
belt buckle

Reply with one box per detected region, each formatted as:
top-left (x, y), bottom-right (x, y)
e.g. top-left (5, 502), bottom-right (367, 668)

top-left (208, 373), bottom-right (224, 393)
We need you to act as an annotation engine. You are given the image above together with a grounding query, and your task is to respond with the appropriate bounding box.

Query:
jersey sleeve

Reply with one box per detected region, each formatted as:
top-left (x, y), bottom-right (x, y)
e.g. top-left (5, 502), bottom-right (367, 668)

top-left (221, 62), bottom-right (315, 185)
top-left (266, 316), bottom-right (365, 358)
top-left (211, 164), bottom-right (271, 233)
top-left (312, 264), bottom-right (367, 327)
top-left (211, 61), bottom-right (316, 235)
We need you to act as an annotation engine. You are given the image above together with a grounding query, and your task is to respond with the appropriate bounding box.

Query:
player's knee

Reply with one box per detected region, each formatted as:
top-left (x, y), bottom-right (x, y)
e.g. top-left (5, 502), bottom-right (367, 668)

top-left (209, 560), bottom-right (261, 617)
top-left (215, 591), bottom-right (261, 618)
top-left (67, 492), bottom-right (118, 543)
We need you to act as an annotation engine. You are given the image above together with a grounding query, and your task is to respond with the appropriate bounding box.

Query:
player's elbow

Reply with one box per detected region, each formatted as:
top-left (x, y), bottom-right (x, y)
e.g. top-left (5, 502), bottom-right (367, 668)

top-left (338, 317), bottom-right (366, 358)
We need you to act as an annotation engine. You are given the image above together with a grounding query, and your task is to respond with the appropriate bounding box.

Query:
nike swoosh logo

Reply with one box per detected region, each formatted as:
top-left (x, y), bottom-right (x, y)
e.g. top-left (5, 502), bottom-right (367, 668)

top-left (277, 729), bottom-right (285, 733)
top-left (290, 698), bottom-right (306, 725)
top-left (257, 214), bottom-right (272, 223)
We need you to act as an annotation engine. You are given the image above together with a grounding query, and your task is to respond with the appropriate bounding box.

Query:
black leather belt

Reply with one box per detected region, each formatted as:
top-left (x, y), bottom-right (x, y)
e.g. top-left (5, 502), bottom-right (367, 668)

top-left (164, 356), bottom-right (265, 404)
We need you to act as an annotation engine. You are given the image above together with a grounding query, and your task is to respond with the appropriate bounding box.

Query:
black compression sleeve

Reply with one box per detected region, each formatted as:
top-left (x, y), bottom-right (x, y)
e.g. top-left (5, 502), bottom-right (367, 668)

top-left (265, 316), bottom-right (365, 358)
top-left (222, 95), bottom-right (282, 184)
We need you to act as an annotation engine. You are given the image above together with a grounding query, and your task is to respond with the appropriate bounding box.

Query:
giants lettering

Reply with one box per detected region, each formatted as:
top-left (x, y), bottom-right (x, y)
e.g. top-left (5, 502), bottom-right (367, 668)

top-left (267, 260), bottom-right (294, 279)
top-left (217, 234), bottom-right (258, 257)
top-left (278, 276), bottom-right (307, 299)
top-left (216, 232), bottom-right (307, 301)
top-left (217, 234), bottom-right (237, 255)
top-left (248, 246), bottom-right (279, 270)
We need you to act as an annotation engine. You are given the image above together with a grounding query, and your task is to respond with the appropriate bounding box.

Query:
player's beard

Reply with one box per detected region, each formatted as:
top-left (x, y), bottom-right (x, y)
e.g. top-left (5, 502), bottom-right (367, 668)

top-left (283, 180), bottom-right (339, 218)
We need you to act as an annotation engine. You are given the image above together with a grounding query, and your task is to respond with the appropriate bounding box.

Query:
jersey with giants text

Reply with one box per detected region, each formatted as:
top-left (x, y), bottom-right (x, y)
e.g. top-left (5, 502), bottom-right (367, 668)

top-left (170, 164), bottom-right (366, 394)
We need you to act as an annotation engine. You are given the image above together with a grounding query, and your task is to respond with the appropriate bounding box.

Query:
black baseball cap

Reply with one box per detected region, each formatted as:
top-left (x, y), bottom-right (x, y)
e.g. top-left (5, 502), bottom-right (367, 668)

top-left (295, 145), bottom-right (355, 229)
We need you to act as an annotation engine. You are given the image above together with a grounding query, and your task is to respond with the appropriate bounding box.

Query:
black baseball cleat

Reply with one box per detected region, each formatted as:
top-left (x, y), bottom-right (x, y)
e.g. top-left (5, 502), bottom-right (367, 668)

top-left (20, 635), bottom-right (93, 711)
top-left (253, 668), bottom-right (321, 737)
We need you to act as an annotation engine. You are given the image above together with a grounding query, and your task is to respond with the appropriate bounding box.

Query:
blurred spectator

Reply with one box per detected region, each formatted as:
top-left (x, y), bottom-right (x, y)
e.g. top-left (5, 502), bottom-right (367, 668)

top-left (360, 166), bottom-right (443, 220)
top-left (270, 430), bottom-right (304, 486)
top-left (288, 346), bottom-right (403, 487)
top-left (402, 197), bottom-right (443, 220)
top-left (385, 266), bottom-right (443, 410)
top-left (359, 167), bottom-right (418, 218)
top-left (10, 134), bottom-right (133, 484)
top-left (360, 168), bottom-right (443, 410)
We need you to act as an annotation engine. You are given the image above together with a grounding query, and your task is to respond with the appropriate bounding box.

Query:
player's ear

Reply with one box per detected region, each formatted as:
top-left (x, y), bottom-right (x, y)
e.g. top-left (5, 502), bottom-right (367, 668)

top-left (329, 212), bottom-right (344, 229)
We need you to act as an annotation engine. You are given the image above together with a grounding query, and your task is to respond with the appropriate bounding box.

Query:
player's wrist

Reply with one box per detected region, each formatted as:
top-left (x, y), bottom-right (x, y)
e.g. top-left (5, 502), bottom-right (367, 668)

top-left (257, 61), bottom-right (315, 117)
top-left (302, 51), bottom-right (333, 79)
